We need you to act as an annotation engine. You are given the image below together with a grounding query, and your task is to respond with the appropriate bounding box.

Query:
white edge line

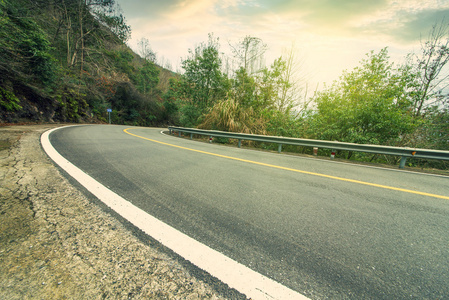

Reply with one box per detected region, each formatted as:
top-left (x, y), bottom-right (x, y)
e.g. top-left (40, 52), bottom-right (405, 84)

top-left (41, 127), bottom-right (310, 300)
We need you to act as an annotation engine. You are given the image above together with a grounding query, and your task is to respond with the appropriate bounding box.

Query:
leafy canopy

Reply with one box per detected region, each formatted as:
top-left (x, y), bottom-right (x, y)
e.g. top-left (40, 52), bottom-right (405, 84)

top-left (310, 48), bottom-right (416, 145)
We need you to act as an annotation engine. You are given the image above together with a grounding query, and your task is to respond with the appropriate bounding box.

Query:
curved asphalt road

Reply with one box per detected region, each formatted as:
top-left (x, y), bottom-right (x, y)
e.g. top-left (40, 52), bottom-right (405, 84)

top-left (48, 124), bottom-right (449, 299)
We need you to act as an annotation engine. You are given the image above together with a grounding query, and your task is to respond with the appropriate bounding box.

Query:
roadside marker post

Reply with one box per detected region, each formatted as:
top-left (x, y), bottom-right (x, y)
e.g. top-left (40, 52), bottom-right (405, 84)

top-left (107, 108), bottom-right (112, 124)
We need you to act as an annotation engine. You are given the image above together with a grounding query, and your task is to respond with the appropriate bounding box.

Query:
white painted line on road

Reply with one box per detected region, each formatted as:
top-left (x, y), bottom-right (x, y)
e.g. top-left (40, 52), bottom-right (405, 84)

top-left (41, 127), bottom-right (310, 300)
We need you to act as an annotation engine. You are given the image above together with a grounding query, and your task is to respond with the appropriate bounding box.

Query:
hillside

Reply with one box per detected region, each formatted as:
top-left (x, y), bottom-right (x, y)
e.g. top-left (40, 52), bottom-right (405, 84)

top-left (1, 0), bottom-right (447, 170)
top-left (0, 0), bottom-right (175, 126)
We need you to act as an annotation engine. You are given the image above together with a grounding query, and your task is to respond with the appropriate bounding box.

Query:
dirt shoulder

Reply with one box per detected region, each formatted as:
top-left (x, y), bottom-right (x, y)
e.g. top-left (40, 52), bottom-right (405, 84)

top-left (0, 124), bottom-right (242, 299)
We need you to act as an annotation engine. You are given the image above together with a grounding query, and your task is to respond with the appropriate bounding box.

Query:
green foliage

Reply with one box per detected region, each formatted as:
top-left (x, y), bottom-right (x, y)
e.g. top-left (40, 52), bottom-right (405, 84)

top-left (19, 30), bottom-right (58, 84)
top-left (258, 57), bottom-right (292, 113)
top-left (133, 61), bottom-right (159, 94)
top-left (428, 109), bottom-right (449, 151)
top-left (55, 88), bottom-right (87, 122)
top-left (232, 68), bottom-right (258, 108)
top-left (179, 104), bottom-right (204, 128)
top-left (230, 56), bottom-right (295, 114)
top-left (115, 49), bottom-right (135, 75)
top-left (109, 82), bottom-right (164, 126)
top-left (168, 36), bottom-right (297, 130)
top-left (0, 0), bottom-right (171, 126)
top-left (309, 48), bottom-right (416, 146)
top-left (168, 33), bottom-right (448, 169)
top-left (262, 109), bottom-right (302, 138)
top-left (160, 78), bottom-right (183, 124)
top-left (162, 100), bottom-right (178, 124)
top-left (0, 0), bottom-right (57, 85)
top-left (180, 34), bottom-right (227, 108)
top-left (411, 107), bottom-right (449, 151)
top-left (0, 86), bottom-right (22, 111)
top-left (164, 34), bottom-right (229, 127)
top-left (96, 12), bottom-right (131, 42)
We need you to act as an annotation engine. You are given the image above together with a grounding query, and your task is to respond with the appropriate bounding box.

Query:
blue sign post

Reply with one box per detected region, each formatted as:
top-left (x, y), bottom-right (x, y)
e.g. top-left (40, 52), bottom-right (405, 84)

top-left (107, 108), bottom-right (112, 124)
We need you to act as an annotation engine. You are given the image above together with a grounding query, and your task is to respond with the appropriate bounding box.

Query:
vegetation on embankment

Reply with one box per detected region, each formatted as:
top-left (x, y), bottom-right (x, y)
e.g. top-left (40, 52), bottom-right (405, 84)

top-left (165, 31), bottom-right (448, 169)
top-left (0, 0), bottom-right (175, 126)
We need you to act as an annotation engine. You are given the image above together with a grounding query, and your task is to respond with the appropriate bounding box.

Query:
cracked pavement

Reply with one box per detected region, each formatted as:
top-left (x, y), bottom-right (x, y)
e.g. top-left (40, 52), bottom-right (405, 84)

top-left (0, 124), bottom-right (242, 300)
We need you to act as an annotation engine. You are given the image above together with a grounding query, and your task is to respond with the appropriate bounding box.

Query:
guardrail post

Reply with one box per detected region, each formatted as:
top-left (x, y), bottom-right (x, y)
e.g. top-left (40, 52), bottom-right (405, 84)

top-left (278, 144), bottom-right (282, 153)
top-left (169, 129), bottom-right (172, 135)
top-left (190, 133), bottom-right (193, 140)
top-left (399, 156), bottom-right (407, 169)
top-left (238, 139), bottom-right (242, 148)
top-left (179, 131), bottom-right (182, 138)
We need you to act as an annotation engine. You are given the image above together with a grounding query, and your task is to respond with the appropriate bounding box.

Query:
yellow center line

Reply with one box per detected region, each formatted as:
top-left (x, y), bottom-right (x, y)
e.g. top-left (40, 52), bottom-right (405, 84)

top-left (124, 128), bottom-right (449, 201)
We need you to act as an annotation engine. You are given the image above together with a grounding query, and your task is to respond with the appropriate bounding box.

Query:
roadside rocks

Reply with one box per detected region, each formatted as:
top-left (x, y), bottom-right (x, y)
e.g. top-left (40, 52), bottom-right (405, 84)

top-left (0, 125), bottom-right (237, 299)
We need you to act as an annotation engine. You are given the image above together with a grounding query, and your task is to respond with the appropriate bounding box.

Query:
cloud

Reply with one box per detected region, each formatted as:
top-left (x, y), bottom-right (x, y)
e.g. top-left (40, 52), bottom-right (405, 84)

top-left (165, 0), bottom-right (214, 19)
top-left (253, 0), bottom-right (388, 31)
top-left (350, 4), bottom-right (449, 44)
top-left (119, 0), bottom-right (449, 45)
top-left (232, 0), bottom-right (449, 41)
top-left (301, 0), bottom-right (388, 24)
top-left (116, 0), bottom-right (449, 83)
top-left (117, 0), bottom-right (180, 18)
top-left (391, 8), bottom-right (449, 42)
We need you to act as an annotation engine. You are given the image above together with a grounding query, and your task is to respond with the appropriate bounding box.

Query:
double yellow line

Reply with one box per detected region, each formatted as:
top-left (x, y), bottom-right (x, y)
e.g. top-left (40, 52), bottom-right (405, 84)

top-left (124, 128), bottom-right (449, 201)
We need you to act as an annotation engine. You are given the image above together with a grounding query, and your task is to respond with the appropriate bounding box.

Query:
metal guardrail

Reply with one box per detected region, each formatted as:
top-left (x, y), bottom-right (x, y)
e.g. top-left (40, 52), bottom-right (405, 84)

top-left (168, 126), bottom-right (449, 169)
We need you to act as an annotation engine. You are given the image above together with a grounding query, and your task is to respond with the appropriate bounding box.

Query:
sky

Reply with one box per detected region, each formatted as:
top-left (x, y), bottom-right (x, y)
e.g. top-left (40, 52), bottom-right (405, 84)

top-left (114, 0), bottom-right (449, 89)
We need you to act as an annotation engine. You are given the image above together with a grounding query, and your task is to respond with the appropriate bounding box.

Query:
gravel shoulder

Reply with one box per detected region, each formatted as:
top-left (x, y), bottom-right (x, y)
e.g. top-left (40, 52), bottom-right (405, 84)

top-left (0, 124), bottom-right (242, 299)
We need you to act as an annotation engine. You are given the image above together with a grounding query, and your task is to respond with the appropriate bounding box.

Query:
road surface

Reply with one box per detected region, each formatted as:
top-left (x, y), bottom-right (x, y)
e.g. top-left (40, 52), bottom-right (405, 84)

top-left (48, 124), bottom-right (449, 299)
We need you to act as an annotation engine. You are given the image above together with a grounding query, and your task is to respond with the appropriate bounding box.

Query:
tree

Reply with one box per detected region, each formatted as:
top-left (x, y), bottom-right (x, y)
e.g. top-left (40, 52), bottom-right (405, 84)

top-left (279, 44), bottom-right (311, 114)
top-left (229, 36), bottom-right (267, 75)
top-left (169, 34), bottom-right (228, 127)
top-left (50, 0), bottom-right (129, 71)
top-left (258, 57), bottom-right (291, 113)
top-left (94, 2), bottom-right (131, 42)
top-left (231, 67), bottom-right (257, 107)
top-left (309, 48), bottom-right (416, 148)
top-left (411, 20), bottom-right (449, 116)
top-left (181, 33), bottom-right (226, 108)
top-left (134, 60), bottom-right (159, 94)
top-left (137, 37), bottom-right (157, 62)
top-left (231, 56), bottom-right (300, 114)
